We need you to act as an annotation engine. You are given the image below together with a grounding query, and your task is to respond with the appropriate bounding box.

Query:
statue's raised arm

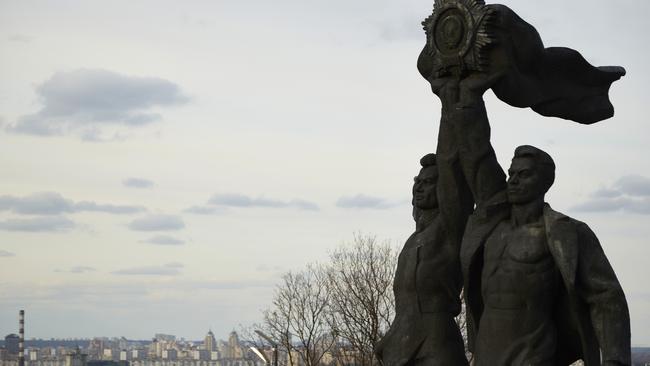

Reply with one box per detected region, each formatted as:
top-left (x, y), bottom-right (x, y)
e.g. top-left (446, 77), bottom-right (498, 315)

top-left (431, 75), bottom-right (507, 210)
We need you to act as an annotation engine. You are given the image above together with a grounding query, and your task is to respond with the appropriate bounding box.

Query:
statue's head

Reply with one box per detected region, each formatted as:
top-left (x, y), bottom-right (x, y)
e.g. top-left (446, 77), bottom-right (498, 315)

top-left (413, 153), bottom-right (439, 210)
top-left (507, 145), bottom-right (556, 204)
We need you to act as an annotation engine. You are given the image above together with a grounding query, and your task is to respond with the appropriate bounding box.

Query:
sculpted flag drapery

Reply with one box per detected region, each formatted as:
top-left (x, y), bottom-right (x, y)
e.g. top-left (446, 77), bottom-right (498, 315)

top-left (417, 2), bottom-right (626, 125)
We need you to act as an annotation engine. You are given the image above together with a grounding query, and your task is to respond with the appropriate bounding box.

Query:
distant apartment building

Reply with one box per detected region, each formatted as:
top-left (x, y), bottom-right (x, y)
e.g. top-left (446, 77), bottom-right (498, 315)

top-left (4, 335), bottom-right (20, 355)
top-left (161, 350), bottom-right (176, 361)
top-left (130, 350), bottom-right (146, 361)
top-left (190, 350), bottom-right (208, 361)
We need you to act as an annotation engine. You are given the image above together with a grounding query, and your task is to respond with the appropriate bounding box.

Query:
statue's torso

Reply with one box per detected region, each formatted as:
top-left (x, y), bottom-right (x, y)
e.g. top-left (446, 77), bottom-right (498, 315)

top-left (381, 212), bottom-right (467, 365)
top-left (393, 214), bottom-right (460, 315)
top-left (475, 218), bottom-right (560, 366)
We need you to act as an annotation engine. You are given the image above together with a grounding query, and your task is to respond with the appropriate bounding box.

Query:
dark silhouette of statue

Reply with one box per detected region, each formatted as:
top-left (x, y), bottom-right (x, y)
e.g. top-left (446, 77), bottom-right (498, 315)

top-left (374, 1), bottom-right (632, 365)
top-left (412, 0), bottom-right (632, 363)
top-left (375, 149), bottom-right (472, 364)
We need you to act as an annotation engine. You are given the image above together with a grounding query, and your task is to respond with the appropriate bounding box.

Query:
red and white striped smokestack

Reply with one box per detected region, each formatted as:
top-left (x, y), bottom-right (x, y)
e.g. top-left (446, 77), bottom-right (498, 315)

top-left (19, 310), bottom-right (25, 366)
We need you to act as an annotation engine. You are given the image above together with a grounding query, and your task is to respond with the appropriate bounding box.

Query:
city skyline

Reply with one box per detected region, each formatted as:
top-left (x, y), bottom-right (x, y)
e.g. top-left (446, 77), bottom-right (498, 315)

top-left (1, 0), bottom-right (649, 345)
top-left (1, 328), bottom-right (268, 366)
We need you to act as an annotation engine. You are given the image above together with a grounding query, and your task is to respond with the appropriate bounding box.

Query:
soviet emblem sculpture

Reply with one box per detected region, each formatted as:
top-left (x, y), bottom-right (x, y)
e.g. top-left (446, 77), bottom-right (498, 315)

top-left (422, 0), bottom-right (495, 77)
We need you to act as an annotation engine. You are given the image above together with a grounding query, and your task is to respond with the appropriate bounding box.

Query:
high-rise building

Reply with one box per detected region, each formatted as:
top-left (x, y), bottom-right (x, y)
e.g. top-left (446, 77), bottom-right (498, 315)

top-left (203, 331), bottom-right (216, 353)
top-left (226, 332), bottom-right (243, 359)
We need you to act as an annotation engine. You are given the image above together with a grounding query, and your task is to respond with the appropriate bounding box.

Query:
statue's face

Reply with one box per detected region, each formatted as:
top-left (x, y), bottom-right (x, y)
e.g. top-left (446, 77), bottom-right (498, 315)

top-left (413, 166), bottom-right (438, 210)
top-left (507, 157), bottom-right (547, 204)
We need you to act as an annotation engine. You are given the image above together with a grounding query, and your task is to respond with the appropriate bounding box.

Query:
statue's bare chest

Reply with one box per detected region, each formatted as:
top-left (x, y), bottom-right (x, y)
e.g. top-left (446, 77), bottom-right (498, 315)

top-left (482, 220), bottom-right (558, 310)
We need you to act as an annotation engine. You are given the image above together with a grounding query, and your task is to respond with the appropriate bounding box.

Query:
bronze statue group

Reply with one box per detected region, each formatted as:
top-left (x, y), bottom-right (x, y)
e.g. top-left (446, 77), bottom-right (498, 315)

top-left (374, 1), bottom-right (631, 365)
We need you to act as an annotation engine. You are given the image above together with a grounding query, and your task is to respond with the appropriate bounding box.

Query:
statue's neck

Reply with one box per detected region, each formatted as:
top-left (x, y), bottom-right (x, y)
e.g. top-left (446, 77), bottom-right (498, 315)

top-left (510, 198), bottom-right (544, 227)
top-left (415, 207), bottom-right (439, 232)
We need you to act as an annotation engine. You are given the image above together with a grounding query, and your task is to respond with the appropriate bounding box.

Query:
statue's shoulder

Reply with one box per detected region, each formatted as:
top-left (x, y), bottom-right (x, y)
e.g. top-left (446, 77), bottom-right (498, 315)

top-left (543, 204), bottom-right (599, 243)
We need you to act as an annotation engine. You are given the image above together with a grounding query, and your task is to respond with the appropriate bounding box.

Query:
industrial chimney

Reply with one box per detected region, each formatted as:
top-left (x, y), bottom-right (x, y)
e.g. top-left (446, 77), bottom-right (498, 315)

top-left (19, 310), bottom-right (25, 366)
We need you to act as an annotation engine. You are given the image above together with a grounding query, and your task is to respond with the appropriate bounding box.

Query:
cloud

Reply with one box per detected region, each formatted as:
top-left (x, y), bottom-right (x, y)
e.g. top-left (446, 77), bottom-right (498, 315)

top-left (0, 216), bottom-right (75, 232)
top-left (55, 266), bottom-right (96, 274)
top-left (572, 175), bottom-right (650, 215)
top-left (208, 193), bottom-right (319, 211)
top-left (112, 262), bottom-right (184, 276)
top-left (7, 69), bottom-right (188, 138)
top-left (0, 250), bottom-right (16, 257)
top-left (290, 199), bottom-right (320, 211)
top-left (123, 178), bottom-right (155, 189)
top-left (0, 192), bottom-right (71, 215)
top-left (336, 194), bottom-right (399, 209)
top-left (0, 277), bottom-right (274, 309)
top-left (572, 197), bottom-right (650, 215)
top-left (615, 175), bottom-right (650, 197)
top-left (141, 235), bottom-right (185, 246)
top-left (7, 34), bottom-right (32, 43)
top-left (184, 206), bottom-right (227, 215)
top-left (128, 214), bottom-right (185, 231)
top-left (0, 192), bottom-right (145, 215)
top-left (74, 201), bottom-right (145, 214)
top-left (187, 279), bottom-right (276, 290)
top-left (591, 188), bottom-right (622, 198)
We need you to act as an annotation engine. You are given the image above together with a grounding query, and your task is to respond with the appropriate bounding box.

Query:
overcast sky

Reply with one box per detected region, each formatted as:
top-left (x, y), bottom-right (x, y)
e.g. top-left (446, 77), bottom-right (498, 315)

top-left (1, 0), bottom-right (649, 345)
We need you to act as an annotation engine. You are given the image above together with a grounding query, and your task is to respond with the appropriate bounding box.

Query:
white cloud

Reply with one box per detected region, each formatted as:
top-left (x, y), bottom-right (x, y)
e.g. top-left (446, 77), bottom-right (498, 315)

top-left (336, 194), bottom-right (400, 209)
top-left (184, 206), bottom-right (227, 215)
top-left (0, 216), bottom-right (75, 232)
top-left (141, 235), bottom-right (185, 246)
top-left (112, 262), bottom-right (184, 276)
top-left (55, 266), bottom-right (96, 273)
top-left (208, 193), bottom-right (319, 211)
top-left (0, 192), bottom-right (145, 215)
top-left (0, 250), bottom-right (16, 257)
top-left (572, 176), bottom-right (650, 215)
top-left (123, 178), bottom-right (155, 189)
top-left (7, 69), bottom-right (188, 139)
top-left (128, 215), bottom-right (185, 231)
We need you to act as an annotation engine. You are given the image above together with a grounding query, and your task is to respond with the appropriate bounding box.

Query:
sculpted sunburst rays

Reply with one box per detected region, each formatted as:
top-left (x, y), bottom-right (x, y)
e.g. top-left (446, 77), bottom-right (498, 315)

top-left (421, 0), bottom-right (496, 77)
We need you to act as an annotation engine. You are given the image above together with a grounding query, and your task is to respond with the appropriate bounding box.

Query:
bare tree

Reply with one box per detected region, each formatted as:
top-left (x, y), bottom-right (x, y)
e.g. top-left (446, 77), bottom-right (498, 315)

top-left (455, 289), bottom-right (472, 364)
top-left (325, 233), bottom-right (398, 366)
top-left (263, 265), bottom-right (337, 366)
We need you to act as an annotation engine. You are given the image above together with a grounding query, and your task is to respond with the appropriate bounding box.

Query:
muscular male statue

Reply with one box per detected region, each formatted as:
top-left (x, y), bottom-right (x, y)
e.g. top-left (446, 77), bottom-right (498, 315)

top-left (375, 106), bottom-right (473, 365)
top-left (433, 76), bottom-right (631, 366)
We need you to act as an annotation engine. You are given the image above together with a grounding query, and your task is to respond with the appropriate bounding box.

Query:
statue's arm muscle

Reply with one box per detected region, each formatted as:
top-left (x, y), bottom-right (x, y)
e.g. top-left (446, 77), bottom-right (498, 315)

top-left (449, 94), bottom-right (507, 209)
top-left (436, 109), bottom-right (473, 242)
